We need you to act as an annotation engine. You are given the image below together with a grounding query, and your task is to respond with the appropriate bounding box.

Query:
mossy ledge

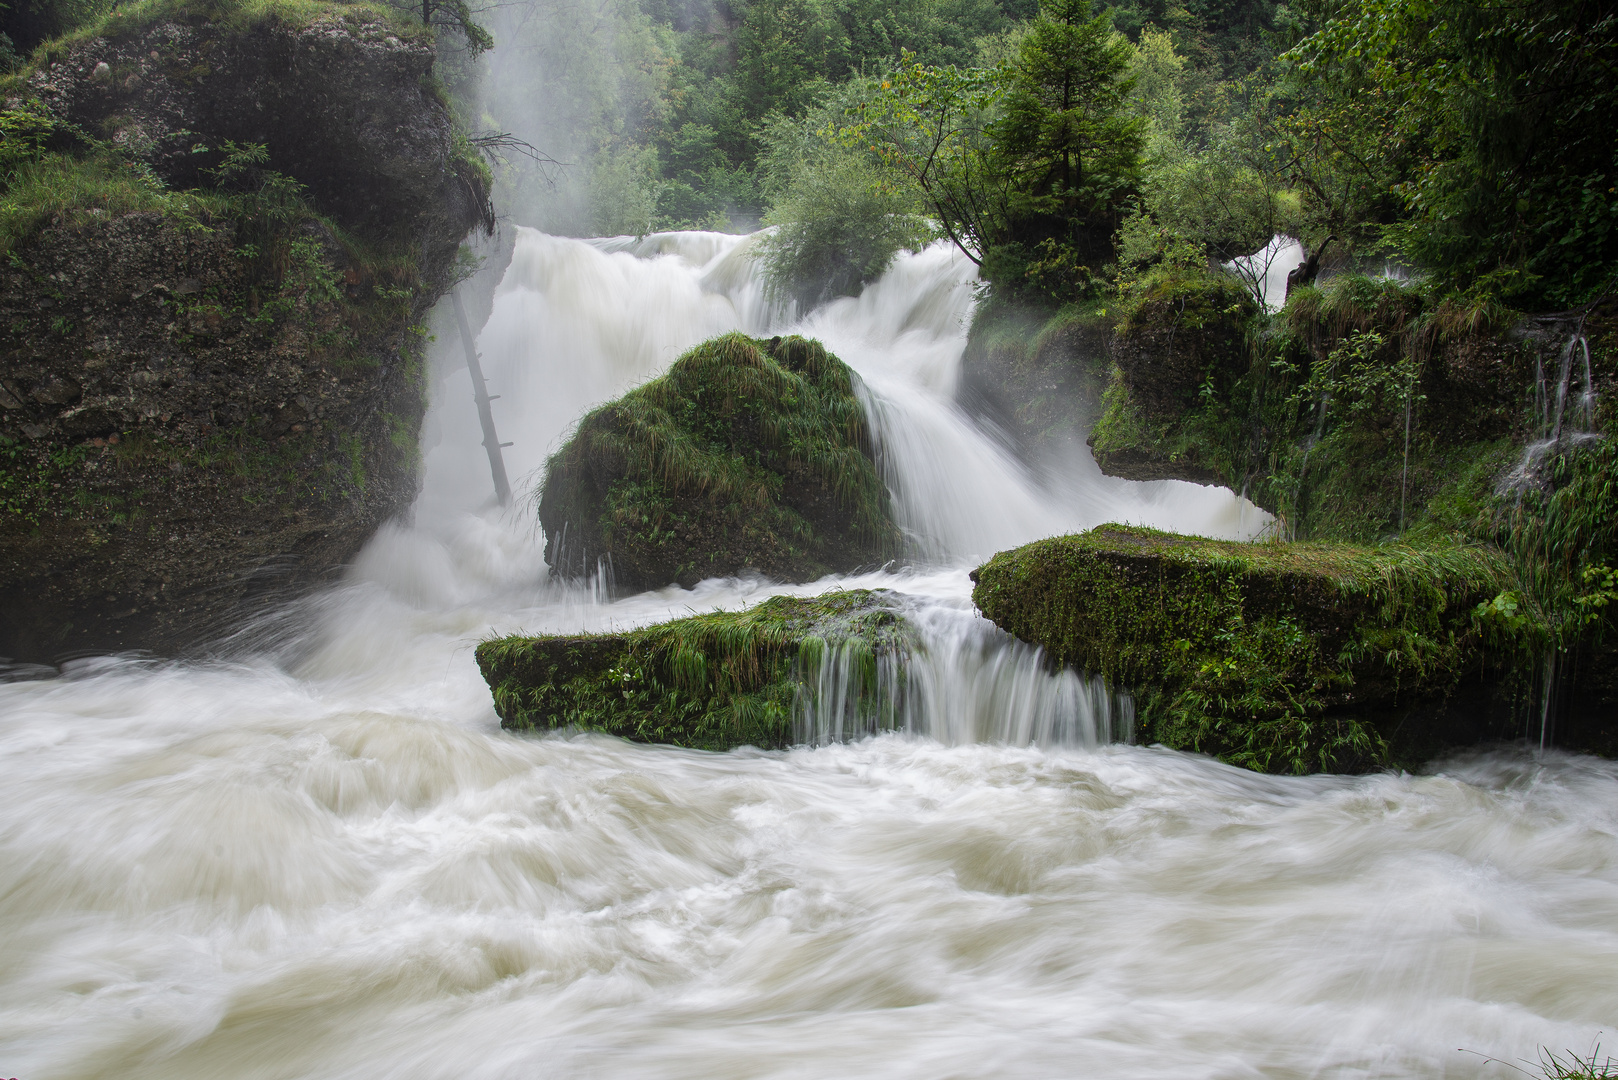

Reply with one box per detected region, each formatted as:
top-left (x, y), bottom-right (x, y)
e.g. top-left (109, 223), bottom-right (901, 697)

top-left (476, 590), bottom-right (913, 751)
top-left (970, 525), bottom-right (1533, 774)
top-left (540, 332), bottom-right (902, 590)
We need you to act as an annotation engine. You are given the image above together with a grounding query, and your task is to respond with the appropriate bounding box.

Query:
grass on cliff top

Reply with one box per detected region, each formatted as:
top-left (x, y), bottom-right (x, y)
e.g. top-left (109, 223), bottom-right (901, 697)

top-left (0, 152), bottom-right (220, 252)
top-left (1054, 523), bottom-right (1519, 591)
top-left (33, 0), bottom-right (428, 60)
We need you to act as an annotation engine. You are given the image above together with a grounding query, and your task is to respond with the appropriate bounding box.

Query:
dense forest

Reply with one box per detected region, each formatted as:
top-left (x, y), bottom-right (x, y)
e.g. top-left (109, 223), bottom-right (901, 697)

top-left (452, 0), bottom-right (1614, 316)
top-left (7, 0), bottom-right (1611, 312)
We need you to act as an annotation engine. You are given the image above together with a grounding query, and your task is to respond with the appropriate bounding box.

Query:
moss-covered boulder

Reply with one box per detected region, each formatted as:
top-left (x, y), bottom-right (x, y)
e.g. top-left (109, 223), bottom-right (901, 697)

top-left (539, 333), bottom-right (902, 590)
top-left (1108, 268), bottom-right (1258, 420)
top-left (476, 590), bottom-right (913, 750)
top-left (1086, 267), bottom-right (1258, 486)
top-left (970, 525), bottom-right (1526, 774)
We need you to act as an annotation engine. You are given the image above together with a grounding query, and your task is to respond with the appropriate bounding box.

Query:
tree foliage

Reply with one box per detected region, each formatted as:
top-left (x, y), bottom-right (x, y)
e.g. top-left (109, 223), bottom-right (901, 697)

top-left (839, 0), bottom-right (1144, 300)
top-left (1282, 0), bottom-right (1618, 306)
top-left (756, 96), bottom-right (933, 309)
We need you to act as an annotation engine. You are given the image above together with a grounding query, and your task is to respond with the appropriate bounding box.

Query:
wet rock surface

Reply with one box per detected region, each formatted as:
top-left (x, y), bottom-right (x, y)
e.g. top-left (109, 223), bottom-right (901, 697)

top-left (25, 7), bottom-right (484, 252)
top-left (971, 525), bottom-right (1529, 773)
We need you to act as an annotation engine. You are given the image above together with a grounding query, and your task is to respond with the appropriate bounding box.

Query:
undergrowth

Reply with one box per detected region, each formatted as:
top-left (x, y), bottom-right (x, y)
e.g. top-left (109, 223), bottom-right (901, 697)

top-left (31, 0), bottom-right (429, 60)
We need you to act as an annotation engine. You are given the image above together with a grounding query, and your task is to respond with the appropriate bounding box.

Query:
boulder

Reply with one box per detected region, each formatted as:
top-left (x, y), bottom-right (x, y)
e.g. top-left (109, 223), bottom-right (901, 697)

top-left (0, 0), bottom-right (486, 661)
top-left (970, 525), bottom-right (1525, 773)
top-left (539, 333), bottom-right (902, 590)
top-left (476, 590), bottom-right (914, 750)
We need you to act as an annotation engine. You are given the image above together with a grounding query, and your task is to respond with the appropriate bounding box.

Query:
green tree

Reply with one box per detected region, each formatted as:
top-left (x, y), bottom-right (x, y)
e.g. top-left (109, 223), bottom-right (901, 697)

top-left (840, 58), bottom-right (1007, 266)
top-left (992, 0), bottom-right (1144, 264)
top-left (843, 0), bottom-right (1145, 299)
top-left (756, 97), bottom-right (933, 308)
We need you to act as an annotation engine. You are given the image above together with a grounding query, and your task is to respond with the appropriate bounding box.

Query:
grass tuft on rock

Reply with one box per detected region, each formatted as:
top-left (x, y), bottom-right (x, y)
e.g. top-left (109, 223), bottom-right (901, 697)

top-left (540, 332), bottom-right (902, 589)
top-left (971, 524), bottom-right (1533, 774)
top-left (476, 589), bottom-right (913, 751)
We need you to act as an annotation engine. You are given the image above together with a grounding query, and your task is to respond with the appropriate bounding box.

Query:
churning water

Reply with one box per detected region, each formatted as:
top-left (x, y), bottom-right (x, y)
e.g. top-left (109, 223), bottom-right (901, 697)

top-left (2, 231), bottom-right (1615, 1079)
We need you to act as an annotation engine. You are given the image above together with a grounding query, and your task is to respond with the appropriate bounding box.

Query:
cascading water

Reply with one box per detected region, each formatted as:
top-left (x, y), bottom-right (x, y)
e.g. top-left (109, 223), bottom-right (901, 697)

top-left (2, 228), bottom-right (1616, 1080)
top-left (1502, 328), bottom-right (1601, 493)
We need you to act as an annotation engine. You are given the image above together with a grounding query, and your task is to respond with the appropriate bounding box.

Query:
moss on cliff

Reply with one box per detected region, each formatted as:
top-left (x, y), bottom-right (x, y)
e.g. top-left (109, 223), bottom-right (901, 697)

top-left (36, 0), bottom-right (429, 52)
top-left (476, 590), bottom-right (914, 750)
top-left (540, 333), bottom-right (902, 590)
top-left (971, 525), bottom-right (1531, 774)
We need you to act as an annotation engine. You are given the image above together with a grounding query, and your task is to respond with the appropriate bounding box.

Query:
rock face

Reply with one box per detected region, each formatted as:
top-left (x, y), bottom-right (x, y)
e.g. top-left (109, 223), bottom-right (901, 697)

top-left (0, 3), bottom-right (486, 661)
top-left (539, 333), bottom-right (903, 590)
top-left (476, 590), bottom-right (914, 750)
top-left (957, 300), bottom-right (1110, 458)
top-left (1107, 269), bottom-right (1257, 420)
top-left (1086, 268), bottom-right (1257, 486)
top-left (26, 5), bottom-right (487, 254)
top-left (970, 525), bottom-right (1525, 774)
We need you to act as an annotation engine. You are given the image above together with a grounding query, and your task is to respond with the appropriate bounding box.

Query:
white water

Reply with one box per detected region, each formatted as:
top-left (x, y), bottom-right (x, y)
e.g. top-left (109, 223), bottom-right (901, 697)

top-left (3, 230), bottom-right (1616, 1079)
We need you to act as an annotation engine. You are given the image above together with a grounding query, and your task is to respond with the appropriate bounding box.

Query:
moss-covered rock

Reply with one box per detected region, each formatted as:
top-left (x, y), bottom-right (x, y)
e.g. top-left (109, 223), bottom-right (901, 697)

top-left (19, 0), bottom-right (483, 256)
top-left (539, 333), bottom-right (902, 590)
top-left (970, 525), bottom-right (1528, 774)
top-left (1108, 267), bottom-right (1258, 420)
top-left (1086, 266), bottom-right (1258, 486)
top-left (476, 590), bottom-right (913, 750)
top-left (0, 0), bottom-right (484, 661)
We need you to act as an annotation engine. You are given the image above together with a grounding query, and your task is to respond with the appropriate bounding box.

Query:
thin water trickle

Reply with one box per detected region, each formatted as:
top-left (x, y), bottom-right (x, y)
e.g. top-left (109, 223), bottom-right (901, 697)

top-left (2, 230), bottom-right (1615, 1079)
top-left (1503, 330), bottom-right (1603, 493)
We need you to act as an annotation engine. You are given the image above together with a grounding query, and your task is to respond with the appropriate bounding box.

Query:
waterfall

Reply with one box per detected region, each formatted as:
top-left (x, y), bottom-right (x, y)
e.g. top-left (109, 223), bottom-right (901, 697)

top-left (422, 228), bottom-right (1263, 559)
top-left (406, 227), bottom-right (1262, 748)
top-left (3, 228), bottom-right (1615, 1079)
top-left (1502, 329), bottom-right (1602, 492)
top-left (793, 592), bottom-right (1133, 749)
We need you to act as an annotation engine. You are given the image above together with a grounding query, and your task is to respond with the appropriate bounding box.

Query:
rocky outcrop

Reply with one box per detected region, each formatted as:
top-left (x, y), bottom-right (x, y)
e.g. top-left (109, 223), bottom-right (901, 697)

top-left (970, 525), bottom-right (1526, 774)
top-left (1086, 267), bottom-right (1258, 486)
top-left (539, 333), bottom-right (902, 590)
top-left (0, 3), bottom-right (486, 662)
top-left (957, 301), bottom-right (1111, 458)
top-left (26, 5), bottom-right (488, 261)
top-left (477, 590), bottom-right (914, 750)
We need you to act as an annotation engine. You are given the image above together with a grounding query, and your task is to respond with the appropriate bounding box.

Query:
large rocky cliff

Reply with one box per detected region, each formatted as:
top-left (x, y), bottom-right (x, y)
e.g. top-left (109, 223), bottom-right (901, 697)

top-left (0, 0), bottom-right (487, 662)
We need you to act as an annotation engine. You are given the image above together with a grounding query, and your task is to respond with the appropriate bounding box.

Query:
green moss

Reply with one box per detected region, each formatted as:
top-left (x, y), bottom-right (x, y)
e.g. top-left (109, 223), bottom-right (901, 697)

top-left (35, 0), bottom-right (430, 59)
top-left (539, 332), bottom-right (902, 589)
top-left (0, 151), bottom-right (220, 254)
top-left (475, 590), bottom-right (914, 750)
top-left (971, 525), bottom-right (1531, 774)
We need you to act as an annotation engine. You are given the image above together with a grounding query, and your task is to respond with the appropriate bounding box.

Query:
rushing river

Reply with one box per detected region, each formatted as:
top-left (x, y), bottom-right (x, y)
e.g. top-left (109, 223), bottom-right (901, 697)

top-left (2, 231), bottom-right (1615, 1079)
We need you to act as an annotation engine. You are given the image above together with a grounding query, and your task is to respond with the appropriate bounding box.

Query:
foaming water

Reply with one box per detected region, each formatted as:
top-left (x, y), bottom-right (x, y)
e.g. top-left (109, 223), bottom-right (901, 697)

top-left (3, 230), bottom-right (1615, 1077)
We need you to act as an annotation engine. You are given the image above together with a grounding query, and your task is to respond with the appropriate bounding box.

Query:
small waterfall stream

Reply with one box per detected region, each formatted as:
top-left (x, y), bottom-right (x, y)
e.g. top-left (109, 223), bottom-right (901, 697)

top-left (1, 229), bottom-right (1614, 1079)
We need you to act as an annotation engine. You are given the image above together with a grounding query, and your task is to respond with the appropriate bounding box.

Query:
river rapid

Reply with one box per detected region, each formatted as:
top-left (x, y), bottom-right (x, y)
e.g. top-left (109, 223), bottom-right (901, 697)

top-left (2, 230), bottom-right (1615, 1079)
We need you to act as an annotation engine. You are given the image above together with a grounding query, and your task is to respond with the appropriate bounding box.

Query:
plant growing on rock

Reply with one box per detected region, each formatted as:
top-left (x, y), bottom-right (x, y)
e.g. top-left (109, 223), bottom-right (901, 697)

top-left (970, 524), bottom-right (1532, 773)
